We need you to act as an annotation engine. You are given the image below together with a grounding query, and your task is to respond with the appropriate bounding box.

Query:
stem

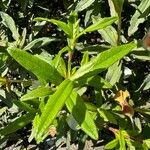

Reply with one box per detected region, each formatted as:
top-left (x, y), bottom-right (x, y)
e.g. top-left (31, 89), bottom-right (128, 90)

top-left (117, 14), bottom-right (121, 45)
top-left (67, 51), bottom-right (73, 78)
top-left (9, 79), bottom-right (24, 83)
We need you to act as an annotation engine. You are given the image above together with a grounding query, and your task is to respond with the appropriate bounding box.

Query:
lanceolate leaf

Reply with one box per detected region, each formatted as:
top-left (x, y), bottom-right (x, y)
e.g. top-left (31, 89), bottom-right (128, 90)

top-left (34, 17), bottom-right (71, 37)
top-left (66, 90), bottom-right (98, 140)
top-left (92, 16), bottom-right (118, 46)
top-left (110, 0), bottom-right (124, 16)
top-left (77, 17), bottom-right (117, 38)
top-left (0, 113), bottom-right (35, 136)
top-left (118, 130), bottom-right (126, 150)
top-left (21, 86), bottom-right (54, 101)
top-left (128, 0), bottom-right (150, 36)
top-left (13, 100), bottom-right (37, 113)
top-left (0, 11), bottom-right (20, 40)
top-left (105, 138), bottom-right (119, 149)
top-left (24, 37), bottom-right (58, 50)
top-left (75, 0), bottom-right (95, 12)
top-left (138, 74), bottom-right (150, 91)
top-left (70, 42), bottom-right (136, 81)
top-left (35, 79), bottom-right (74, 142)
top-left (98, 108), bottom-right (117, 124)
top-left (105, 61), bottom-right (122, 86)
top-left (7, 48), bottom-right (63, 85)
top-left (99, 26), bottom-right (118, 46)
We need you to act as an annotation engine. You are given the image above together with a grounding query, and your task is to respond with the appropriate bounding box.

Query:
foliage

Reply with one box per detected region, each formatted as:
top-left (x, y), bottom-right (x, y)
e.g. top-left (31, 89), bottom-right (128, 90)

top-left (0, 0), bottom-right (149, 149)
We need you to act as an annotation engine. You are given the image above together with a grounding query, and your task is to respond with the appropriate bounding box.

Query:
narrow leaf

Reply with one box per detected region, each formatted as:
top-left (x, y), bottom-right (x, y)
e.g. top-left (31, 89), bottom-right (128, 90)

top-left (13, 100), bottom-right (37, 113)
top-left (105, 61), bottom-right (122, 86)
top-left (105, 138), bottom-right (119, 149)
top-left (7, 47), bottom-right (63, 85)
top-left (138, 74), bottom-right (150, 91)
top-left (110, 0), bottom-right (124, 16)
top-left (34, 17), bottom-right (71, 37)
top-left (98, 108), bottom-right (117, 124)
top-left (35, 79), bottom-right (74, 142)
top-left (70, 42), bottom-right (136, 81)
top-left (66, 90), bottom-right (98, 140)
top-left (0, 113), bottom-right (35, 136)
top-left (118, 130), bottom-right (126, 150)
top-left (98, 25), bottom-right (118, 46)
top-left (80, 75), bottom-right (112, 89)
top-left (144, 139), bottom-right (150, 148)
top-left (78, 17), bottom-right (117, 38)
top-left (0, 11), bottom-right (20, 40)
top-left (24, 37), bottom-right (58, 50)
top-left (128, 0), bottom-right (150, 36)
top-left (81, 51), bottom-right (89, 66)
top-left (75, 0), bottom-right (95, 12)
top-left (21, 86), bottom-right (53, 101)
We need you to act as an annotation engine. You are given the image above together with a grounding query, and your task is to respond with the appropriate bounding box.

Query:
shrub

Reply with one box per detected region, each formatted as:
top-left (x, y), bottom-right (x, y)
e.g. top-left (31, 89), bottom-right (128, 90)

top-left (0, 0), bottom-right (149, 149)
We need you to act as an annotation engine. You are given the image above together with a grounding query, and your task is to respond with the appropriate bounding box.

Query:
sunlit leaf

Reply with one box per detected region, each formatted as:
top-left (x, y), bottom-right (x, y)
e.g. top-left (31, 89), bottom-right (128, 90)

top-left (105, 138), bottom-right (119, 149)
top-left (0, 11), bottom-right (20, 40)
top-left (34, 17), bottom-right (71, 37)
top-left (7, 47), bottom-right (63, 85)
top-left (78, 17), bottom-right (117, 38)
top-left (75, 0), bottom-right (95, 12)
top-left (70, 42), bottom-right (136, 81)
top-left (21, 86), bottom-right (53, 101)
top-left (66, 90), bottom-right (98, 140)
top-left (24, 37), bottom-right (58, 50)
top-left (98, 108), bottom-right (117, 124)
top-left (35, 79), bottom-right (74, 142)
top-left (128, 0), bottom-right (150, 36)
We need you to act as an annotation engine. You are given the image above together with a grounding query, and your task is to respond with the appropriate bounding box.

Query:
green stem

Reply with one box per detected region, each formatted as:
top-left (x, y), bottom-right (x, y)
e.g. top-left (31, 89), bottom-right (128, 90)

top-left (67, 51), bottom-right (73, 78)
top-left (117, 14), bottom-right (121, 45)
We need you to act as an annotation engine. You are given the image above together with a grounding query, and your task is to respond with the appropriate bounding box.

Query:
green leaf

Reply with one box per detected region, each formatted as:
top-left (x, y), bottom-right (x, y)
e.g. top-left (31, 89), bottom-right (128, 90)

top-left (81, 51), bottom-right (89, 66)
top-left (56, 57), bottom-right (67, 78)
top-left (86, 76), bottom-right (112, 89)
top-left (21, 86), bottom-right (54, 101)
top-left (105, 138), bottom-right (119, 149)
top-left (98, 25), bottom-right (118, 46)
top-left (142, 142), bottom-right (149, 150)
top-left (70, 42), bottom-right (136, 81)
top-left (67, 12), bottom-right (79, 39)
top-left (0, 113), bottom-right (35, 136)
top-left (105, 61), bottom-right (122, 86)
top-left (118, 130), bottom-right (126, 150)
top-left (0, 11), bottom-right (20, 40)
top-left (7, 47), bottom-right (63, 85)
top-left (24, 37), bottom-right (58, 50)
top-left (135, 117), bottom-right (142, 132)
top-left (19, 28), bottom-right (27, 48)
top-left (97, 108), bottom-right (117, 124)
top-left (128, 0), bottom-right (150, 36)
top-left (0, 107), bottom-right (7, 116)
top-left (138, 74), bottom-right (150, 91)
top-left (66, 114), bottom-right (79, 131)
top-left (75, 0), bottom-right (95, 12)
top-left (77, 17), bottom-right (117, 38)
top-left (66, 90), bottom-right (98, 140)
top-left (144, 139), bottom-right (150, 148)
top-left (34, 17), bottom-right (71, 37)
top-left (135, 108), bottom-right (150, 116)
top-left (35, 79), bottom-right (74, 142)
top-left (110, 0), bottom-right (124, 16)
top-left (13, 100), bottom-right (37, 113)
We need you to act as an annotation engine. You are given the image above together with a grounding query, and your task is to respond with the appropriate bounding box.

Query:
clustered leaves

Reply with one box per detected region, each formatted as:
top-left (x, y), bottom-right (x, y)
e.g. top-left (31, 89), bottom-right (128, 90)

top-left (0, 0), bottom-right (150, 149)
